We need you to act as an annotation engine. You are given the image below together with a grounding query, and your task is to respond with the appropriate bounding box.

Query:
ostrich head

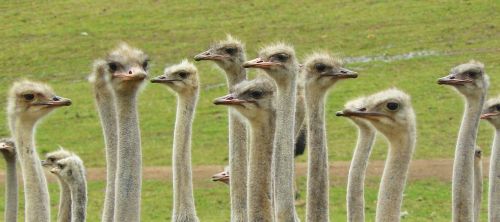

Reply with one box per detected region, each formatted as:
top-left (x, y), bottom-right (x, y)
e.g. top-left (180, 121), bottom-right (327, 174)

top-left (303, 52), bottom-right (357, 92)
top-left (337, 97), bottom-right (373, 127)
top-left (7, 80), bottom-right (71, 123)
top-left (151, 60), bottom-right (199, 95)
top-left (480, 95), bottom-right (500, 128)
top-left (194, 35), bottom-right (246, 71)
top-left (0, 138), bottom-right (16, 158)
top-left (243, 43), bottom-right (299, 83)
top-left (214, 75), bottom-right (275, 122)
top-left (336, 88), bottom-right (416, 139)
top-left (50, 155), bottom-right (86, 183)
top-left (42, 147), bottom-right (73, 168)
top-left (104, 43), bottom-right (149, 93)
top-left (437, 60), bottom-right (489, 97)
top-left (211, 165), bottom-right (230, 185)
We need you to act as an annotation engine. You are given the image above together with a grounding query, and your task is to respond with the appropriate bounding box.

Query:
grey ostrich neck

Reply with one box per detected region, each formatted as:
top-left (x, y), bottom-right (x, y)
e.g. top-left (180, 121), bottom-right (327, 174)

top-left (222, 63), bottom-right (248, 222)
top-left (489, 129), bottom-right (500, 221)
top-left (56, 175), bottom-right (72, 222)
top-left (347, 120), bottom-right (376, 222)
top-left (247, 114), bottom-right (275, 222)
top-left (473, 149), bottom-right (482, 222)
top-left (452, 95), bottom-right (485, 222)
top-left (113, 90), bottom-right (142, 222)
top-left (1, 151), bottom-right (17, 222)
top-left (172, 93), bottom-right (199, 222)
top-left (305, 89), bottom-right (329, 222)
top-left (93, 78), bottom-right (118, 222)
top-left (376, 126), bottom-right (416, 222)
top-left (14, 118), bottom-right (51, 222)
top-left (67, 176), bottom-right (87, 222)
top-left (271, 72), bottom-right (299, 222)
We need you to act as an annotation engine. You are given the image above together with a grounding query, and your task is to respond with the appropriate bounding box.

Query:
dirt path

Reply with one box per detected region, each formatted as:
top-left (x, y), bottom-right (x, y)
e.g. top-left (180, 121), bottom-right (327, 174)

top-left (0, 158), bottom-right (490, 184)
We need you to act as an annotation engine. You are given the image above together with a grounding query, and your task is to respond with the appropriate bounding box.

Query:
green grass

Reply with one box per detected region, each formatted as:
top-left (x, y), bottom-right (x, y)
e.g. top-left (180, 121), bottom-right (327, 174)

top-left (0, 177), bottom-right (489, 221)
top-left (0, 1), bottom-right (499, 166)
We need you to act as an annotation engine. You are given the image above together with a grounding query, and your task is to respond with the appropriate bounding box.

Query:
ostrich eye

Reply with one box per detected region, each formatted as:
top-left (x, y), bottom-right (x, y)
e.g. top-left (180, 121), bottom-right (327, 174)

top-left (274, 53), bottom-right (289, 62)
top-left (178, 72), bottom-right (189, 79)
top-left (249, 91), bottom-right (263, 99)
top-left (314, 63), bottom-right (327, 72)
top-left (108, 62), bottom-right (118, 72)
top-left (23, 94), bottom-right (35, 101)
top-left (57, 163), bottom-right (64, 169)
top-left (495, 104), bottom-right (500, 111)
top-left (225, 48), bottom-right (236, 55)
top-left (48, 157), bottom-right (55, 162)
top-left (386, 102), bottom-right (399, 111)
top-left (467, 71), bottom-right (479, 78)
top-left (142, 60), bottom-right (149, 70)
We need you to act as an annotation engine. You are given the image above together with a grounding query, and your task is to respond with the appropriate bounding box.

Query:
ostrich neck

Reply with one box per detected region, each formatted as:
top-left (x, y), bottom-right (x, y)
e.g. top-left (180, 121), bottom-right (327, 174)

top-left (56, 176), bottom-right (72, 222)
top-left (376, 128), bottom-right (415, 222)
top-left (224, 65), bottom-right (248, 222)
top-left (473, 153), bottom-right (482, 222)
top-left (172, 94), bottom-right (199, 221)
top-left (2, 155), bottom-right (18, 222)
top-left (452, 96), bottom-right (484, 222)
top-left (273, 78), bottom-right (299, 221)
top-left (14, 118), bottom-right (50, 222)
top-left (94, 85), bottom-right (118, 222)
top-left (489, 129), bottom-right (500, 221)
top-left (347, 122), bottom-right (376, 222)
top-left (113, 93), bottom-right (142, 222)
top-left (247, 116), bottom-right (274, 222)
top-left (69, 178), bottom-right (87, 222)
top-left (305, 91), bottom-right (329, 222)
top-left (225, 66), bottom-right (247, 91)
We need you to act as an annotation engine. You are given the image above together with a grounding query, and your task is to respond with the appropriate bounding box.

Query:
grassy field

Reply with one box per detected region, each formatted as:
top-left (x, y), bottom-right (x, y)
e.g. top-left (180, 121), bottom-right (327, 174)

top-left (0, 0), bottom-right (499, 221)
top-left (0, 177), bottom-right (491, 222)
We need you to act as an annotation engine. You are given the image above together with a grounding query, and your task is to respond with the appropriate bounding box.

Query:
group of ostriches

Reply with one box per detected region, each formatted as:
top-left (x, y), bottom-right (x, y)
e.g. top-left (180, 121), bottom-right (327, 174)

top-left (1, 35), bottom-right (499, 222)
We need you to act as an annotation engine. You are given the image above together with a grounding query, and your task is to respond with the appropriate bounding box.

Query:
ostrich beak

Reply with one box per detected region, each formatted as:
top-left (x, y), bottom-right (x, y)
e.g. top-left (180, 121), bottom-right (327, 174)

top-left (194, 50), bottom-right (228, 61)
top-left (322, 68), bottom-right (358, 79)
top-left (243, 58), bottom-right (276, 69)
top-left (113, 66), bottom-right (148, 81)
top-left (480, 112), bottom-right (500, 119)
top-left (336, 110), bottom-right (386, 119)
top-left (49, 167), bottom-right (59, 174)
top-left (41, 160), bottom-right (49, 166)
top-left (437, 74), bottom-right (472, 85)
top-left (150, 75), bottom-right (181, 83)
top-left (213, 94), bottom-right (246, 106)
top-left (33, 96), bottom-right (72, 107)
top-left (0, 143), bottom-right (9, 149)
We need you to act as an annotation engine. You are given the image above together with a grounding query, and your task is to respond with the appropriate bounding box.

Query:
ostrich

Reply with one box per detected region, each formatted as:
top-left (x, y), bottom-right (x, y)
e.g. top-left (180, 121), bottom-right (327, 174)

top-left (337, 88), bottom-right (416, 222)
top-left (302, 52), bottom-right (358, 221)
top-left (7, 80), bottom-right (72, 222)
top-left (480, 96), bottom-right (500, 221)
top-left (194, 35), bottom-right (248, 221)
top-left (42, 148), bottom-right (73, 222)
top-left (243, 43), bottom-right (300, 221)
top-left (214, 76), bottom-right (276, 222)
top-left (105, 43), bottom-right (149, 222)
top-left (473, 147), bottom-right (482, 222)
top-left (337, 97), bottom-right (376, 222)
top-left (211, 165), bottom-right (230, 185)
top-left (438, 60), bottom-right (489, 221)
top-left (0, 138), bottom-right (17, 222)
top-left (89, 58), bottom-right (119, 222)
top-left (151, 60), bottom-right (200, 221)
top-left (50, 155), bottom-right (87, 222)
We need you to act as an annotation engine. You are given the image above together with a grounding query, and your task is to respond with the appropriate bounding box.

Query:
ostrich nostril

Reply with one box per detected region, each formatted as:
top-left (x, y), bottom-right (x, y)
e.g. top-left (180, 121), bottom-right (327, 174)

top-left (52, 96), bottom-right (60, 101)
top-left (159, 76), bottom-right (166, 79)
top-left (128, 70), bottom-right (133, 75)
top-left (359, 108), bottom-right (367, 111)
top-left (449, 76), bottom-right (455, 79)
top-left (256, 61), bottom-right (263, 63)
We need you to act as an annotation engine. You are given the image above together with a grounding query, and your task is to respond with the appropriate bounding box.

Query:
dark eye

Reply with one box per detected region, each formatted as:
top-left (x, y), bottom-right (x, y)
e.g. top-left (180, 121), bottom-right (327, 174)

top-left (48, 157), bottom-right (55, 162)
top-left (495, 105), bottom-right (500, 111)
top-left (178, 72), bottom-right (189, 79)
top-left (23, 94), bottom-right (35, 101)
top-left (142, 60), bottom-right (149, 70)
top-left (386, 102), bottom-right (399, 111)
top-left (225, 48), bottom-right (236, 55)
top-left (274, 53), bottom-right (289, 62)
top-left (314, 63), bottom-right (327, 72)
top-left (250, 91), bottom-right (263, 99)
top-left (467, 71), bottom-right (478, 78)
top-left (108, 62), bottom-right (118, 72)
top-left (57, 163), bottom-right (64, 169)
